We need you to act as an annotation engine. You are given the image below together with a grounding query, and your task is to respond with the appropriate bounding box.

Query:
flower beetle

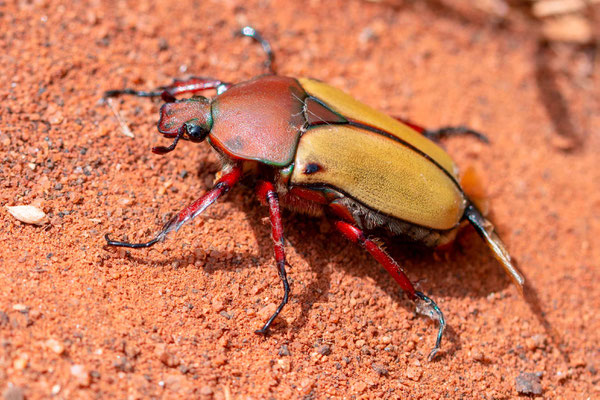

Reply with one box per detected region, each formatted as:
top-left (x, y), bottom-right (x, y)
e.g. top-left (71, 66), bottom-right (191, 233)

top-left (104, 27), bottom-right (524, 360)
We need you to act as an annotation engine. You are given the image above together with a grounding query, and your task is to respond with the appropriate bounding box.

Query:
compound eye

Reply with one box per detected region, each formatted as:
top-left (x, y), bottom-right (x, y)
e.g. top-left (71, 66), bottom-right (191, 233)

top-left (186, 124), bottom-right (208, 142)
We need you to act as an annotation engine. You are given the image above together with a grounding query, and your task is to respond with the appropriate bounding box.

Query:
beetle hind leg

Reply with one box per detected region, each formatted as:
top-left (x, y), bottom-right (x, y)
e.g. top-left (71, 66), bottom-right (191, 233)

top-left (394, 117), bottom-right (489, 144)
top-left (334, 220), bottom-right (445, 361)
top-left (423, 126), bottom-right (489, 144)
top-left (414, 291), bottom-right (445, 360)
top-left (254, 181), bottom-right (291, 334)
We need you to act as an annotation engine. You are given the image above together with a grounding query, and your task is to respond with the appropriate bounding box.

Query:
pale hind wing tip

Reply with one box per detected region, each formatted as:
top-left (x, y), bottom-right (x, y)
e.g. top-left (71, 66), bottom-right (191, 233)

top-left (485, 229), bottom-right (525, 291)
top-left (464, 204), bottom-right (525, 292)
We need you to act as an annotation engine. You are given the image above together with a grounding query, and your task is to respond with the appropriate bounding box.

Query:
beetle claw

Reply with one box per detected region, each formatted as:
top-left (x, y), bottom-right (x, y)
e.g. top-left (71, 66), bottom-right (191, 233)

top-left (427, 348), bottom-right (440, 362)
top-left (415, 291), bottom-right (446, 361)
top-left (104, 233), bottom-right (162, 248)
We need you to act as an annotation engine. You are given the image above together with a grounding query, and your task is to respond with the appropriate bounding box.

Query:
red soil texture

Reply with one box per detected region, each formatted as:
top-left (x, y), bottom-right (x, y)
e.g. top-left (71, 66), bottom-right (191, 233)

top-left (1, 0), bottom-right (599, 398)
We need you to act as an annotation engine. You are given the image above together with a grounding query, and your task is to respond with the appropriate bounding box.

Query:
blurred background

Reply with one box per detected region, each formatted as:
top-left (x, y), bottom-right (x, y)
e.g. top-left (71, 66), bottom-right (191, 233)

top-left (1, 0), bottom-right (598, 398)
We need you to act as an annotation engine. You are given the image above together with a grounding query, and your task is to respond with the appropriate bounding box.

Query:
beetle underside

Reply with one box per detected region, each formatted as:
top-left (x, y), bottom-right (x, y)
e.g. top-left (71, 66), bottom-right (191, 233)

top-left (331, 196), bottom-right (459, 248)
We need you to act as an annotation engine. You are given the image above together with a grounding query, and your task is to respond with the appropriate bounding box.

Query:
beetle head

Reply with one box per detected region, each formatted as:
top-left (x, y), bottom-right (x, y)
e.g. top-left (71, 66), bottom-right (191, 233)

top-left (157, 97), bottom-right (213, 142)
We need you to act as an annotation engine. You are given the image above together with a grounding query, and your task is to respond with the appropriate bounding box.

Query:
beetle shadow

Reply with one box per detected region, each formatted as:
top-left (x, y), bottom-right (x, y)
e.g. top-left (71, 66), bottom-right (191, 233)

top-left (230, 190), bottom-right (336, 336)
top-left (105, 180), bottom-right (516, 359)
top-left (353, 230), bottom-right (512, 356)
top-left (222, 186), bottom-right (513, 351)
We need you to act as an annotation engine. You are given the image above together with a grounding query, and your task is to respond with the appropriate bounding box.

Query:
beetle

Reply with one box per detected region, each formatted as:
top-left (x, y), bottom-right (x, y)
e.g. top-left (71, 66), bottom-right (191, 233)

top-left (104, 26), bottom-right (524, 360)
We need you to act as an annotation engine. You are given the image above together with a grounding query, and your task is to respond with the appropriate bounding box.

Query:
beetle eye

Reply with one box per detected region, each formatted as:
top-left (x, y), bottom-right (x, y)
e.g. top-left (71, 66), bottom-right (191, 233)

top-left (186, 124), bottom-right (209, 142)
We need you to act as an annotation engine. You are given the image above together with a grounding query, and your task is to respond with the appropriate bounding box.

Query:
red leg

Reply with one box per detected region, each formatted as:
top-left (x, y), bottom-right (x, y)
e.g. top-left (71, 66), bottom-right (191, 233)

top-left (104, 77), bottom-right (232, 103)
top-left (254, 181), bottom-right (290, 334)
top-left (394, 117), bottom-right (427, 134)
top-left (334, 220), bottom-right (446, 361)
top-left (394, 117), bottom-right (489, 143)
top-left (105, 165), bottom-right (243, 248)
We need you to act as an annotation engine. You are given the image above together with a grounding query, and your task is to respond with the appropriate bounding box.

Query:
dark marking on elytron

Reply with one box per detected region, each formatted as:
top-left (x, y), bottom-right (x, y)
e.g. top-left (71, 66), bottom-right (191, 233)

top-left (303, 163), bottom-right (323, 175)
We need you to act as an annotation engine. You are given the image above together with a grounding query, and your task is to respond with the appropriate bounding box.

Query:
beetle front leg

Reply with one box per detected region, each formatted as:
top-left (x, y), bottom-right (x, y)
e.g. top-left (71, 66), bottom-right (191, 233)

top-left (254, 181), bottom-right (290, 334)
top-left (105, 165), bottom-right (243, 248)
top-left (104, 77), bottom-right (232, 102)
top-left (334, 220), bottom-right (445, 361)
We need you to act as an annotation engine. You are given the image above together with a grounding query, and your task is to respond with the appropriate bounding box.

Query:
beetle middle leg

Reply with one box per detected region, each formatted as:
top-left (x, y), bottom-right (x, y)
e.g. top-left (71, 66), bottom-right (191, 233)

top-left (254, 181), bottom-right (290, 334)
top-left (105, 165), bottom-right (243, 248)
top-left (334, 220), bottom-right (445, 361)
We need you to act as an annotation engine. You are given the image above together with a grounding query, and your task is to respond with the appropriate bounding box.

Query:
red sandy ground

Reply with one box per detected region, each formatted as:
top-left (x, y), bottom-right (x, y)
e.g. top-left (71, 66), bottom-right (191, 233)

top-left (1, 0), bottom-right (599, 398)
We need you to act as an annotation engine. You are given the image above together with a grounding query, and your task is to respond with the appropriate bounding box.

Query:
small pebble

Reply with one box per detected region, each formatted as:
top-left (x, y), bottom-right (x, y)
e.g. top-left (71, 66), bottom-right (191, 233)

top-left (277, 358), bottom-right (292, 372)
top-left (380, 335), bottom-right (392, 345)
top-left (113, 356), bottom-right (134, 372)
top-left (157, 345), bottom-right (180, 368)
top-left (318, 345), bottom-right (331, 356)
top-left (278, 344), bottom-right (291, 356)
top-left (372, 363), bottom-right (389, 376)
top-left (471, 349), bottom-right (487, 362)
top-left (51, 385), bottom-right (61, 395)
top-left (550, 134), bottom-right (577, 151)
top-left (353, 381), bottom-right (367, 393)
top-left (49, 111), bottom-right (64, 125)
top-left (6, 205), bottom-right (47, 225)
top-left (164, 374), bottom-right (184, 391)
top-left (200, 386), bottom-right (213, 395)
top-left (70, 364), bottom-right (91, 387)
top-left (406, 366), bottom-right (422, 381)
top-left (298, 378), bottom-right (315, 395)
top-left (13, 354), bottom-right (28, 370)
top-left (45, 338), bottom-right (65, 355)
top-left (12, 304), bottom-right (29, 313)
top-left (515, 372), bottom-right (542, 395)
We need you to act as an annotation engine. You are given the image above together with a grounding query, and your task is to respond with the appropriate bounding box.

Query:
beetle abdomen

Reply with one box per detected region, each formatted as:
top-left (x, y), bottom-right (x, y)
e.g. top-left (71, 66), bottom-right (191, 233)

top-left (291, 125), bottom-right (467, 230)
top-left (333, 196), bottom-right (458, 248)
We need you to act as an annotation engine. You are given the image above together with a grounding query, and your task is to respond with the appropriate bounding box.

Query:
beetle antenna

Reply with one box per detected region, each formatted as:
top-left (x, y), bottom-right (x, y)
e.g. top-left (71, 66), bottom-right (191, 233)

top-left (239, 26), bottom-right (276, 74)
top-left (152, 126), bottom-right (186, 155)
